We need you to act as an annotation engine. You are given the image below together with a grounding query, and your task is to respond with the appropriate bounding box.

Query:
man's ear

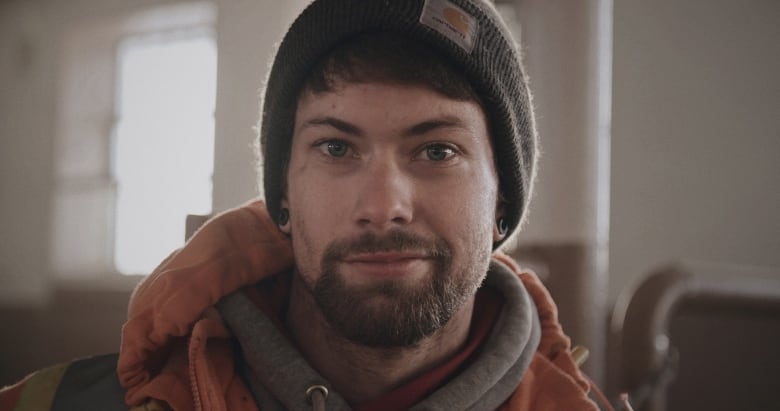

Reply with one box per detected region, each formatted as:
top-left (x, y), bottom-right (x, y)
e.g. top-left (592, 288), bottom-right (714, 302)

top-left (278, 197), bottom-right (291, 234)
top-left (493, 201), bottom-right (507, 242)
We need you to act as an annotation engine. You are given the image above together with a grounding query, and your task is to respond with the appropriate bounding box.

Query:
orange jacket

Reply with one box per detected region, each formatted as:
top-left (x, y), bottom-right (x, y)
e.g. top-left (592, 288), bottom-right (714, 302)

top-left (118, 200), bottom-right (602, 410)
top-left (1, 200), bottom-right (606, 410)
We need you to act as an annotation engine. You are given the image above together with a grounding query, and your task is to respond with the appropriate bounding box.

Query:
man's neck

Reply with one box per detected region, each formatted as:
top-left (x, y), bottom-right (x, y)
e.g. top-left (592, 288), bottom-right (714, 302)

top-left (284, 274), bottom-right (475, 405)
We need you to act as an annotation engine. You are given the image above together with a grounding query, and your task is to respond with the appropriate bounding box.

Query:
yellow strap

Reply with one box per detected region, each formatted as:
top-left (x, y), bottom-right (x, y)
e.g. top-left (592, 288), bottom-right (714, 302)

top-left (571, 345), bottom-right (590, 368)
top-left (129, 398), bottom-right (172, 411)
top-left (13, 364), bottom-right (68, 411)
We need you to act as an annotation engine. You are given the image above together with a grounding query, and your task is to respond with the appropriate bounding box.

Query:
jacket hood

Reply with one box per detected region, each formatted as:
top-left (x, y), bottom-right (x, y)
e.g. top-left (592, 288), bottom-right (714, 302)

top-left (118, 200), bottom-right (293, 409)
top-left (493, 252), bottom-right (598, 410)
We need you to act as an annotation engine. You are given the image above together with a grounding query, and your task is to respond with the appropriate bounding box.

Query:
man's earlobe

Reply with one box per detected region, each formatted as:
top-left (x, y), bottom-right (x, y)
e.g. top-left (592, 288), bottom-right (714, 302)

top-left (494, 217), bottom-right (508, 242)
top-left (278, 199), bottom-right (291, 233)
top-left (493, 202), bottom-right (507, 242)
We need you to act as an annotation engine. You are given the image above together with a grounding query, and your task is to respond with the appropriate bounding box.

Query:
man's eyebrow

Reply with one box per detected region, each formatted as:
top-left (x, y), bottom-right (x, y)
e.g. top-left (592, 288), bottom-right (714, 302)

top-left (299, 117), bottom-right (363, 137)
top-left (402, 117), bottom-right (470, 137)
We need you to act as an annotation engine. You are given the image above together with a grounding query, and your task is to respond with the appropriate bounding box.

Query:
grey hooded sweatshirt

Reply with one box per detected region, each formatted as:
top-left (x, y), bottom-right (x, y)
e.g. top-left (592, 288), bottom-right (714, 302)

top-left (216, 260), bottom-right (541, 411)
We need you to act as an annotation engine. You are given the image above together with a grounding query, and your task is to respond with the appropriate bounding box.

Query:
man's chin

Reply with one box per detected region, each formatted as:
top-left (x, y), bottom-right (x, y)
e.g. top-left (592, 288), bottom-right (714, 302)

top-left (326, 307), bottom-right (438, 348)
top-left (314, 278), bottom-right (446, 347)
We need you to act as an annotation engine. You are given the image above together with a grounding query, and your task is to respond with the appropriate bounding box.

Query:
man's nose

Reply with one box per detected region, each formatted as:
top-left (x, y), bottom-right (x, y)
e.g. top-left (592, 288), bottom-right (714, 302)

top-left (351, 159), bottom-right (413, 229)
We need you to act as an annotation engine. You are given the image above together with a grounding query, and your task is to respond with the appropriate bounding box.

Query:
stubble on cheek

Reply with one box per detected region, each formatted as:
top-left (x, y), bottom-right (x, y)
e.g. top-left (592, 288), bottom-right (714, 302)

top-left (288, 210), bottom-right (324, 291)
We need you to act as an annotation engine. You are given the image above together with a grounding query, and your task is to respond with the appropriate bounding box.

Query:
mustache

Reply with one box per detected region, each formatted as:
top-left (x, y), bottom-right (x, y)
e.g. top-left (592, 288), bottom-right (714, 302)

top-left (323, 230), bottom-right (452, 261)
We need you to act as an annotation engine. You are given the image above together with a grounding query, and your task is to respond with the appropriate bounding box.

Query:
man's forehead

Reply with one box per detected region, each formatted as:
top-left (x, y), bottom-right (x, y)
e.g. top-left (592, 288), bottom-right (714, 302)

top-left (295, 81), bottom-right (489, 134)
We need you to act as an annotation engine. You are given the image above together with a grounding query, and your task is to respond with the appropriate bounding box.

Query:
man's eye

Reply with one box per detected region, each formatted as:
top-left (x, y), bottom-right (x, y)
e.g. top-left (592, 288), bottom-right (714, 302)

top-left (318, 140), bottom-right (350, 157)
top-left (422, 143), bottom-right (457, 161)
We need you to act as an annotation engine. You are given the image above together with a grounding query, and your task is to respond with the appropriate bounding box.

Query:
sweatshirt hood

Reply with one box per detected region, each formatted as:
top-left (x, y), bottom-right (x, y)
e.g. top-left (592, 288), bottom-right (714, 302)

top-left (215, 260), bottom-right (541, 411)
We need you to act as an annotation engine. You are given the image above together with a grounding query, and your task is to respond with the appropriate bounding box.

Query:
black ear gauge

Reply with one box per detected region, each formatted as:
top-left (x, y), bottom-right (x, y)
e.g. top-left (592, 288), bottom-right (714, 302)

top-left (497, 217), bottom-right (509, 237)
top-left (278, 208), bottom-right (290, 226)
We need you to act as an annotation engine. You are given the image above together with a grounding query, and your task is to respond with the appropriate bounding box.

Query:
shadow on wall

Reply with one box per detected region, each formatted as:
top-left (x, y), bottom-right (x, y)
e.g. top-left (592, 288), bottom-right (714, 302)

top-left (0, 288), bottom-right (131, 386)
top-left (611, 263), bottom-right (780, 411)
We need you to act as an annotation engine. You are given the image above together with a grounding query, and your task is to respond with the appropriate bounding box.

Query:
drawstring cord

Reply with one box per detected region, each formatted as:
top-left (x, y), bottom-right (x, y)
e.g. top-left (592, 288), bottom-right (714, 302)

top-left (587, 377), bottom-right (616, 411)
top-left (619, 393), bottom-right (635, 411)
top-left (572, 345), bottom-right (633, 411)
top-left (306, 385), bottom-right (329, 411)
top-left (584, 374), bottom-right (634, 411)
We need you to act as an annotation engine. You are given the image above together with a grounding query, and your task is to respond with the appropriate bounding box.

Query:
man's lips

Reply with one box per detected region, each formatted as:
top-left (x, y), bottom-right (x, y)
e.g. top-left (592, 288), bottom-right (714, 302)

top-left (342, 251), bottom-right (429, 264)
top-left (340, 252), bottom-right (431, 276)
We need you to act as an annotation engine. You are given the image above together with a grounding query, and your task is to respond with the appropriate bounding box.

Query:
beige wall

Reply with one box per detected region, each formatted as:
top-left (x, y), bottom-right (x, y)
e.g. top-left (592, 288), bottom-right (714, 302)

top-left (0, 0), bottom-right (58, 305)
top-left (211, 0), bottom-right (310, 211)
top-left (610, 0), bottom-right (780, 302)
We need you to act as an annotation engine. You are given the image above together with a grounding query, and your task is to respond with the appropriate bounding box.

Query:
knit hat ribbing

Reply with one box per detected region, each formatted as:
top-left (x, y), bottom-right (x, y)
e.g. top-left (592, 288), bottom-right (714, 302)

top-left (259, 0), bottom-right (537, 248)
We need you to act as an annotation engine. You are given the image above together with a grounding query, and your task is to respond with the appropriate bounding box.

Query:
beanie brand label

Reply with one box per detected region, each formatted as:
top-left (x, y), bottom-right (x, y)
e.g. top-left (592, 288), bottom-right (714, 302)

top-left (419, 0), bottom-right (477, 53)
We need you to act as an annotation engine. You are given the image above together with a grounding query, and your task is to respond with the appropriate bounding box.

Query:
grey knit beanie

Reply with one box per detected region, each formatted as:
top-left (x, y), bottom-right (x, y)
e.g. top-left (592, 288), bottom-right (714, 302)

top-left (259, 0), bottom-right (537, 247)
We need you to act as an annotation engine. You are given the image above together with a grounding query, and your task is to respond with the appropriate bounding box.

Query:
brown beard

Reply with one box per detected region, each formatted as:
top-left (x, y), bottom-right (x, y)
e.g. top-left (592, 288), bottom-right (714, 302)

top-left (311, 229), bottom-right (477, 348)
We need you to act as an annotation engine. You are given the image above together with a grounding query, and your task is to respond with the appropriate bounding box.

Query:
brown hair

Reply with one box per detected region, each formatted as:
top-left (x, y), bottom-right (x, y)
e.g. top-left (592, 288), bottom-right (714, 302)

top-left (300, 31), bottom-right (483, 105)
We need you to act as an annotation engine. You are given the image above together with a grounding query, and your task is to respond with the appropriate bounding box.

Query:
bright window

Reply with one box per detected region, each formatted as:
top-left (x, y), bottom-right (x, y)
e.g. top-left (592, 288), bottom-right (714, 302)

top-left (112, 34), bottom-right (216, 275)
top-left (50, 2), bottom-right (216, 280)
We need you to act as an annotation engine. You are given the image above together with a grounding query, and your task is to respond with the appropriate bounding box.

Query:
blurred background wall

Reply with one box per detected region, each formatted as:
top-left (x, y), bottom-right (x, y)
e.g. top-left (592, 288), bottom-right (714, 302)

top-left (1, 0), bottom-right (778, 401)
top-left (610, 0), bottom-right (780, 301)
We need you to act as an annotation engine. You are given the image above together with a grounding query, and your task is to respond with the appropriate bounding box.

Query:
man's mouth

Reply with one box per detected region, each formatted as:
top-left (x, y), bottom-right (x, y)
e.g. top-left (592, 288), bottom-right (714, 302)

top-left (344, 251), bottom-right (428, 263)
top-left (341, 252), bottom-right (431, 277)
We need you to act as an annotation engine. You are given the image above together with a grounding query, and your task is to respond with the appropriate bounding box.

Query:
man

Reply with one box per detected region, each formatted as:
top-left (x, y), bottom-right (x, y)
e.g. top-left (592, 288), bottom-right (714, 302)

top-left (1, 0), bottom-right (614, 409)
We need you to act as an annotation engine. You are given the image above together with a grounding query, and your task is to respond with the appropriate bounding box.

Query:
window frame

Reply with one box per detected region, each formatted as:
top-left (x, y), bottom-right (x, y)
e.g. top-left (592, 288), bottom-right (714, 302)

top-left (50, 1), bottom-right (217, 284)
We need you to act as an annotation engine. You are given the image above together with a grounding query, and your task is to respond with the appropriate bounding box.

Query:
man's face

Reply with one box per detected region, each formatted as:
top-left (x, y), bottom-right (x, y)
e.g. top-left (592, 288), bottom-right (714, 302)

top-left (282, 81), bottom-right (502, 347)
